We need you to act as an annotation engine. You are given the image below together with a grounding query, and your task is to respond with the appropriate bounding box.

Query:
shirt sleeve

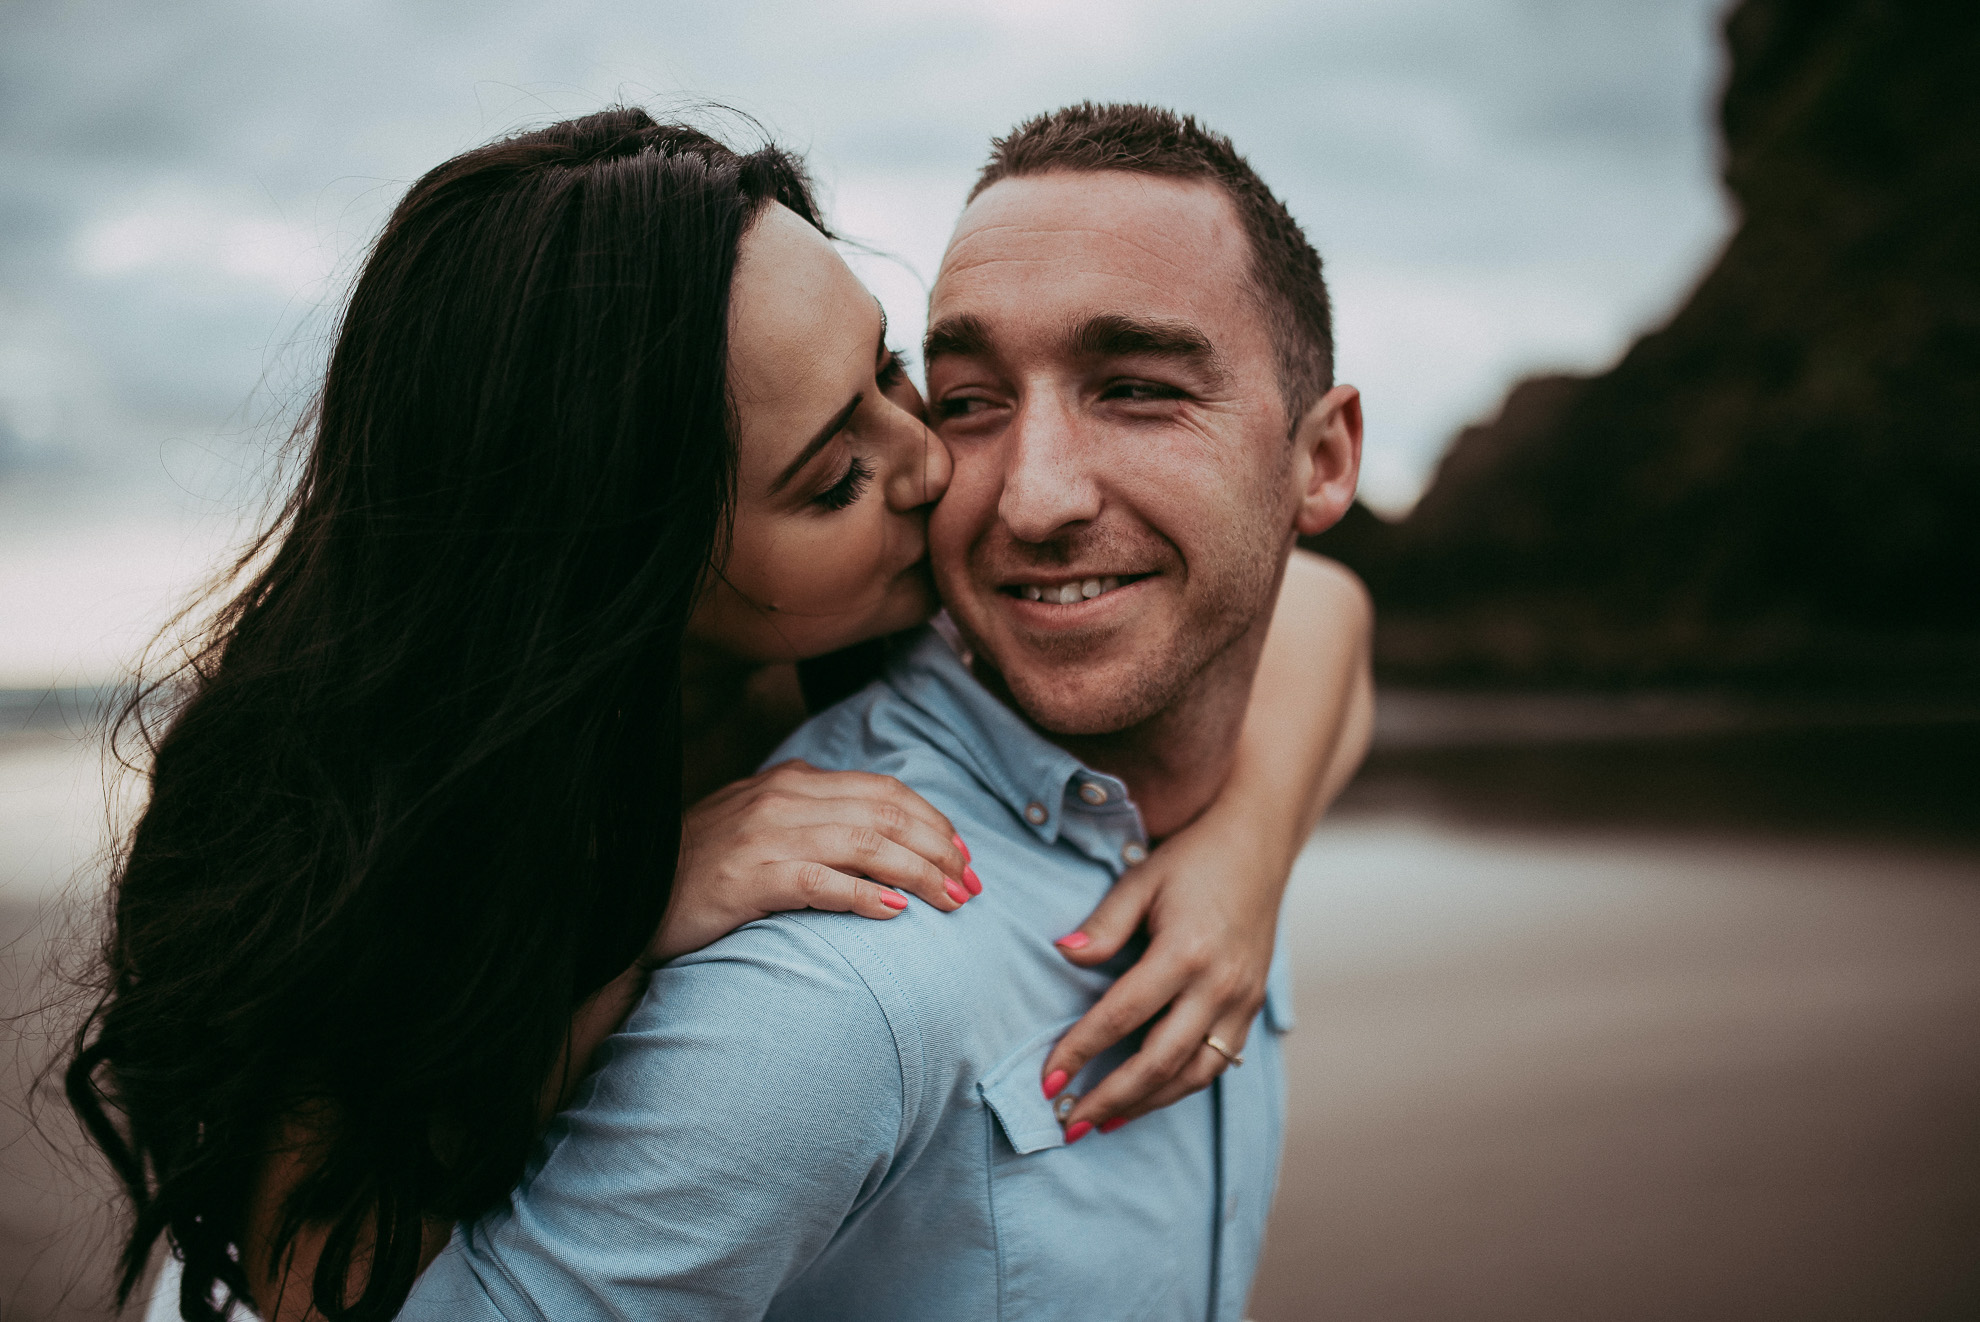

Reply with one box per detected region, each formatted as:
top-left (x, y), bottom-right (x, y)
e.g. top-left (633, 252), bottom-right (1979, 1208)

top-left (399, 916), bottom-right (909, 1322)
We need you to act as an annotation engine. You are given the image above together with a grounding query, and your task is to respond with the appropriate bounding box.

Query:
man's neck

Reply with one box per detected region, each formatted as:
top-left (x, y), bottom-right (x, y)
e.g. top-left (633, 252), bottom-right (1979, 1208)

top-left (977, 613), bottom-right (1272, 842)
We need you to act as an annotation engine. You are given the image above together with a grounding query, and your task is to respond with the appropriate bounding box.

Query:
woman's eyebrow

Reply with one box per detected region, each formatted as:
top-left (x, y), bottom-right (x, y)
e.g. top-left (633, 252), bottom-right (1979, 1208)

top-left (771, 392), bottom-right (863, 495)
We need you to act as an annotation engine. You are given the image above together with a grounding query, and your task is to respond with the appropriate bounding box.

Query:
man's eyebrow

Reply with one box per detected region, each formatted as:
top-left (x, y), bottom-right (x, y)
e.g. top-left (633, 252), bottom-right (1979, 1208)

top-left (924, 310), bottom-right (1227, 386)
top-left (923, 313), bottom-right (993, 365)
top-left (1067, 314), bottom-right (1226, 382)
top-left (771, 392), bottom-right (861, 495)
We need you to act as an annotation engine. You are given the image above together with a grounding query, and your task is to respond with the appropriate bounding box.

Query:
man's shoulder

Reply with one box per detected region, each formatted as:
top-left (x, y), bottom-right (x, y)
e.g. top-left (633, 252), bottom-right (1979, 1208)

top-left (643, 908), bottom-right (891, 1019)
top-left (614, 900), bottom-right (978, 1146)
top-left (643, 877), bottom-right (985, 1045)
top-left (657, 895), bottom-right (985, 1039)
top-left (774, 667), bottom-right (949, 765)
top-left (773, 678), bottom-right (1005, 829)
top-left (608, 913), bottom-right (912, 1114)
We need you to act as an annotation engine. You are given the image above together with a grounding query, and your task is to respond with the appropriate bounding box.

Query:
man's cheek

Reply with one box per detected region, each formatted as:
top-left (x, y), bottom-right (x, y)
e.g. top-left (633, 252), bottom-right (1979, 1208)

top-left (928, 458), bottom-right (997, 560)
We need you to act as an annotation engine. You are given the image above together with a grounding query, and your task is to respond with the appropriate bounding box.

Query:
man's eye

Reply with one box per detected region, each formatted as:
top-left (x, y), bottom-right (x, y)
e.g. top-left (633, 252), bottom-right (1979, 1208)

top-left (1103, 381), bottom-right (1184, 402)
top-left (937, 396), bottom-right (992, 419)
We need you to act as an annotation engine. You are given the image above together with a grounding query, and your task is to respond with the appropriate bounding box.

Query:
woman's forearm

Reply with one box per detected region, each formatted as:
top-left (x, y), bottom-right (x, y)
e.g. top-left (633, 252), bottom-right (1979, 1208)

top-left (1222, 549), bottom-right (1375, 865)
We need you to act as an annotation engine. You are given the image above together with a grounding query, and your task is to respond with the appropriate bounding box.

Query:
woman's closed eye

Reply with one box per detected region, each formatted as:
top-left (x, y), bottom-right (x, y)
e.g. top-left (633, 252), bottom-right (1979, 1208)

top-left (813, 454), bottom-right (875, 511)
top-left (878, 348), bottom-right (909, 390)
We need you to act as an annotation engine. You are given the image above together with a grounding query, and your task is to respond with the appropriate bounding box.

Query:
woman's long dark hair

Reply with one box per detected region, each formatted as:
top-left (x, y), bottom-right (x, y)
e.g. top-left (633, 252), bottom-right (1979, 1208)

top-left (64, 109), bottom-right (824, 1322)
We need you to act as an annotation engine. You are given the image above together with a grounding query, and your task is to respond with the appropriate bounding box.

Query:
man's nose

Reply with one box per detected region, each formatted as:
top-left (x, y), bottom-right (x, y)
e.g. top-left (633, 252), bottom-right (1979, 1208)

top-left (997, 395), bottom-right (1102, 544)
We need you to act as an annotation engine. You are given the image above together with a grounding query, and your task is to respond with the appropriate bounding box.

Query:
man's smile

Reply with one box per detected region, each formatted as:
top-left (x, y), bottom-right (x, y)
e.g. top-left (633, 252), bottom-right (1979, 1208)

top-left (999, 572), bottom-right (1154, 605)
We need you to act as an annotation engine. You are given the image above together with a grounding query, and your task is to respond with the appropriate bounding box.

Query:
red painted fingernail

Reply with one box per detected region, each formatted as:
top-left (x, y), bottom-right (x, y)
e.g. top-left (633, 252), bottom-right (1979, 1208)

top-left (953, 833), bottom-right (971, 863)
top-left (962, 865), bottom-right (982, 895)
top-left (1065, 1120), bottom-right (1093, 1143)
top-left (944, 879), bottom-right (968, 904)
top-left (879, 889), bottom-right (908, 910)
top-left (1100, 1117), bottom-right (1127, 1134)
top-left (1056, 932), bottom-right (1089, 950)
top-left (1042, 1069), bottom-right (1069, 1099)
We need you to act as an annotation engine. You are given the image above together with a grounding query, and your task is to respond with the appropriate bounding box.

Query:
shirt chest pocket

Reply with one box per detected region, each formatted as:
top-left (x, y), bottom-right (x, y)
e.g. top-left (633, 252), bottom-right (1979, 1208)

top-left (975, 1020), bottom-right (1210, 1322)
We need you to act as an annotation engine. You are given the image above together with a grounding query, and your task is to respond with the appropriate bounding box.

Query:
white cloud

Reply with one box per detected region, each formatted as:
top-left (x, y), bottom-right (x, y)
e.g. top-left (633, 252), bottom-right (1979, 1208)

top-left (827, 168), bottom-right (973, 377)
top-left (1333, 260), bottom-right (1630, 512)
top-left (73, 188), bottom-right (339, 298)
top-left (0, 297), bottom-right (99, 457)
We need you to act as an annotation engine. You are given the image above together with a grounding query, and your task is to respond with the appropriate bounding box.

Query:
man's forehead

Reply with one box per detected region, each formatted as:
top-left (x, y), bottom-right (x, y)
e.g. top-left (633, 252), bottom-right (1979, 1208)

top-left (937, 172), bottom-right (1249, 293)
top-left (929, 172), bottom-right (1264, 371)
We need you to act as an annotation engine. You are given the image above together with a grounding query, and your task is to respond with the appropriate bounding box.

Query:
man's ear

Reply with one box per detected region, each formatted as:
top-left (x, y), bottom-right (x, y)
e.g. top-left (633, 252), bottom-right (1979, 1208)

top-left (1290, 384), bottom-right (1363, 537)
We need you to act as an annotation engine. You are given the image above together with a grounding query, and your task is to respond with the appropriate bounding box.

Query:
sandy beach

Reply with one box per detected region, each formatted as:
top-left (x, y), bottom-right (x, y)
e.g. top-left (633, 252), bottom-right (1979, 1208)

top-left (5, 709), bottom-right (1978, 1321)
top-left (1251, 819), bottom-right (1980, 1320)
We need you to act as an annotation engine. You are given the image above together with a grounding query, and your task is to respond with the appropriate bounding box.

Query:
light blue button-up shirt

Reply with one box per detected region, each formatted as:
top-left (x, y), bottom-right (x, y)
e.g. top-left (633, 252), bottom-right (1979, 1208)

top-left (401, 625), bottom-right (1293, 1322)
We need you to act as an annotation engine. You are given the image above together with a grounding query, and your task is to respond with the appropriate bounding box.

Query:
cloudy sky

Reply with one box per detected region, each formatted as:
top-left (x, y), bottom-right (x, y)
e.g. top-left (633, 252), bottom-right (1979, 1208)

top-left (0, 0), bottom-right (1732, 686)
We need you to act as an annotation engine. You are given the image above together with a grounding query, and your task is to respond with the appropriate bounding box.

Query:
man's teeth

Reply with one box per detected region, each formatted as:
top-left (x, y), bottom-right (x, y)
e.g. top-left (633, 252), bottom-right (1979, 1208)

top-left (1019, 576), bottom-right (1122, 604)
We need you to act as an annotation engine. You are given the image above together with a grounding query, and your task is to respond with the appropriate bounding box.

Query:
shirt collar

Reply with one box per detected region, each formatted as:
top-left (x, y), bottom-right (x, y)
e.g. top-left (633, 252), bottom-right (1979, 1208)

top-left (885, 625), bottom-right (1149, 875)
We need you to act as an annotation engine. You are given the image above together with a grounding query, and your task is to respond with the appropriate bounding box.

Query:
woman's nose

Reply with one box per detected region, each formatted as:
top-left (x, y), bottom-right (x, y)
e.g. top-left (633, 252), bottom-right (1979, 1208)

top-left (885, 419), bottom-right (952, 513)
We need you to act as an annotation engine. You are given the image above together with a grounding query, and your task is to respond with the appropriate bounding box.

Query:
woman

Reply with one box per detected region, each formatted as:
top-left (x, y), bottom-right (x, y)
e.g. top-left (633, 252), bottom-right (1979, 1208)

top-left (70, 109), bottom-right (1370, 1322)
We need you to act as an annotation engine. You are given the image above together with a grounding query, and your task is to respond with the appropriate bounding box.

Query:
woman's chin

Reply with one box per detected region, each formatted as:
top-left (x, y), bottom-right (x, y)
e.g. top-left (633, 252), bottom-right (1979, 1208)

top-left (833, 566), bottom-right (940, 653)
top-left (774, 576), bottom-right (938, 664)
top-left (863, 578), bottom-right (940, 644)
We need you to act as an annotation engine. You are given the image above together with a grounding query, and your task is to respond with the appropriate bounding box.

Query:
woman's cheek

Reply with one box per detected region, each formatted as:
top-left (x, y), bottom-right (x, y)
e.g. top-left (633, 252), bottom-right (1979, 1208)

top-left (773, 512), bottom-right (892, 616)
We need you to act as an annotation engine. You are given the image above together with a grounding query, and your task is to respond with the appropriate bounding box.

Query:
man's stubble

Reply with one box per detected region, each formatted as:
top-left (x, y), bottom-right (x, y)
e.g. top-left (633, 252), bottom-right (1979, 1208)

top-left (958, 446), bottom-right (1295, 743)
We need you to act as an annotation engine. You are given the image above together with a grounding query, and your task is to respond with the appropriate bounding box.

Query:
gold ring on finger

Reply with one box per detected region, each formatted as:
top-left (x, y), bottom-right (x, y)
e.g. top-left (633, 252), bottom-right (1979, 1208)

top-left (1202, 1034), bottom-right (1244, 1068)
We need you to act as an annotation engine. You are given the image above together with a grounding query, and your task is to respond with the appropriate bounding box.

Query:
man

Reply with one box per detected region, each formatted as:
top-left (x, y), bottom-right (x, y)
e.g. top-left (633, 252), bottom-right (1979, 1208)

top-left (403, 102), bottom-right (1360, 1322)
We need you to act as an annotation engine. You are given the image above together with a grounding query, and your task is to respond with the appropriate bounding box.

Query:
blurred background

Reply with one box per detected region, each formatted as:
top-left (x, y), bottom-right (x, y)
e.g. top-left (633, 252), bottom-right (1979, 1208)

top-left (2, 0), bottom-right (1975, 1318)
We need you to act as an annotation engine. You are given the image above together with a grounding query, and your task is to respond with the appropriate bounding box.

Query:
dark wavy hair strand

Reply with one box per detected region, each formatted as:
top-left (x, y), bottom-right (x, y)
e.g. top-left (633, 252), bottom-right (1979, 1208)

top-left (64, 109), bottom-right (824, 1321)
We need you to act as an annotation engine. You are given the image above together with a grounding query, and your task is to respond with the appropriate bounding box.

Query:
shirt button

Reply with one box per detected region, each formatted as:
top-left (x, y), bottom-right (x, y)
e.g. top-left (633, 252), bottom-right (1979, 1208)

top-left (1121, 841), bottom-right (1148, 866)
top-left (1078, 782), bottom-right (1109, 806)
top-left (1025, 802), bottom-right (1049, 826)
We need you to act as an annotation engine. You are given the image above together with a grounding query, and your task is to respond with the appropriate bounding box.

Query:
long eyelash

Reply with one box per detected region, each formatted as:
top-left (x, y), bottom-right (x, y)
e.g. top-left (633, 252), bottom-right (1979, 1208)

top-left (878, 349), bottom-right (908, 387)
top-left (814, 455), bottom-right (875, 511)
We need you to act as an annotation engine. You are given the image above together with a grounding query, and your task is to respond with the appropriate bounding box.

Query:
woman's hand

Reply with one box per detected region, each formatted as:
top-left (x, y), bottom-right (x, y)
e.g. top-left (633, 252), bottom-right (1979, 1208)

top-left (647, 759), bottom-right (978, 966)
top-left (1043, 813), bottom-right (1285, 1131)
top-left (555, 764), bottom-right (974, 1116)
top-left (1043, 552), bottom-right (1374, 1135)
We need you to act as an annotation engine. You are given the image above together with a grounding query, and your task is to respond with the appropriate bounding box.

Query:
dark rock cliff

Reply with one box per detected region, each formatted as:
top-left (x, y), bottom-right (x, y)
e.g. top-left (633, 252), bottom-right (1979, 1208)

top-left (1308, 0), bottom-right (1980, 688)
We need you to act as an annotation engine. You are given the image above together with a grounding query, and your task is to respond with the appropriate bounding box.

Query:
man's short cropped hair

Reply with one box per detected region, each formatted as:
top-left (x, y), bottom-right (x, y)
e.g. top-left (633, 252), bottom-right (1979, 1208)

top-left (970, 102), bottom-right (1333, 424)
